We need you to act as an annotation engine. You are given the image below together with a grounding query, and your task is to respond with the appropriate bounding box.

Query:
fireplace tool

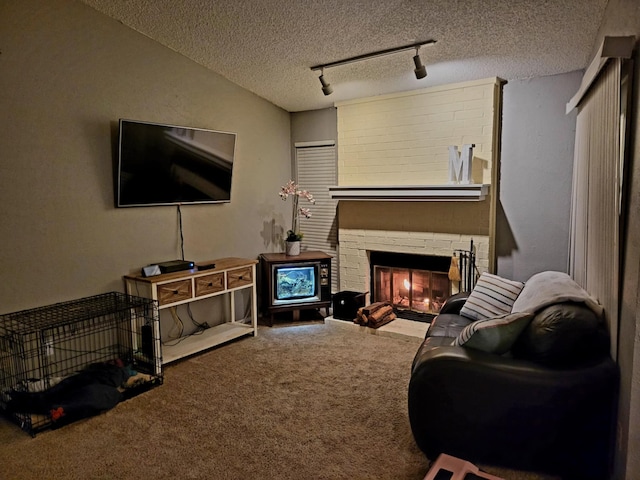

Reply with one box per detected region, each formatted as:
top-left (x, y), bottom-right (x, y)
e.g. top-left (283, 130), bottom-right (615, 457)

top-left (450, 240), bottom-right (479, 293)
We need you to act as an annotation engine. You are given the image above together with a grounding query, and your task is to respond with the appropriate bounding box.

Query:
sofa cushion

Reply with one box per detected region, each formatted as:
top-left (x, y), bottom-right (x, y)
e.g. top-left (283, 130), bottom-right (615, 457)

top-left (512, 302), bottom-right (610, 367)
top-left (439, 292), bottom-right (471, 315)
top-left (459, 272), bottom-right (525, 321)
top-left (453, 312), bottom-right (533, 354)
top-left (427, 313), bottom-right (474, 338)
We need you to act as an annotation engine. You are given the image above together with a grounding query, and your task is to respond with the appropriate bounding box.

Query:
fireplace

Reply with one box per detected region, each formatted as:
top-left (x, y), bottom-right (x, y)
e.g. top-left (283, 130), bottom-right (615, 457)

top-left (370, 251), bottom-right (452, 316)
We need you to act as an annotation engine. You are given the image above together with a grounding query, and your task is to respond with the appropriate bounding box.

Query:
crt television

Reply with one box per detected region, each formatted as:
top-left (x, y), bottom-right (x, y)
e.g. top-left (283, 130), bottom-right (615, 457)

top-left (116, 119), bottom-right (237, 207)
top-left (271, 261), bottom-right (331, 307)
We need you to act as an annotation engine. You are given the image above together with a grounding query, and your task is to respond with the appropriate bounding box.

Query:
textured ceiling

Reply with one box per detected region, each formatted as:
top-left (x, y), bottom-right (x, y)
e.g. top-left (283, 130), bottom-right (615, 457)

top-left (79, 0), bottom-right (608, 112)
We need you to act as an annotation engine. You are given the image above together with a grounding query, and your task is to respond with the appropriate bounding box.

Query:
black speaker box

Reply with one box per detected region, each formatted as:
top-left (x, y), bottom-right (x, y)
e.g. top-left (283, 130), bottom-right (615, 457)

top-left (332, 291), bottom-right (367, 320)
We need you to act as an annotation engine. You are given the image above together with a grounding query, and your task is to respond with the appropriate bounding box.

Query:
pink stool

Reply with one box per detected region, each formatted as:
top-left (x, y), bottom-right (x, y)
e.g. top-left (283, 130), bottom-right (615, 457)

top-left (423, 453), bottom-right (505, 480)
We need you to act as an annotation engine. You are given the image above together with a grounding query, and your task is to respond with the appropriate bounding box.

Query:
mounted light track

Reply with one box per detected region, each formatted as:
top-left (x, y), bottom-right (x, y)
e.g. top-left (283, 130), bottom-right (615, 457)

top-left (310, 39), bottom-right (436, 95)
top-left (310, 40), bottom-right (436, 71)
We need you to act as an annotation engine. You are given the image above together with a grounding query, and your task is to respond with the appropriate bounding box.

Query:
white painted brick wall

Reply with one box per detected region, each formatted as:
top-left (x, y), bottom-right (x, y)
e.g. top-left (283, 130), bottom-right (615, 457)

top-left (336, 78), bottom-right (500, 186)
top-left (338, 228), bottom-right (489, 295)
top-left (334, 79), bottom-right (500, 296)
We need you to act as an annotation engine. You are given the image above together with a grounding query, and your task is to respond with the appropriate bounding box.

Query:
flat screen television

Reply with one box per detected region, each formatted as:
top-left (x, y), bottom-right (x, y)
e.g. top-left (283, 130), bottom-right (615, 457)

top-left (116, 119), bottom-right (237, 207)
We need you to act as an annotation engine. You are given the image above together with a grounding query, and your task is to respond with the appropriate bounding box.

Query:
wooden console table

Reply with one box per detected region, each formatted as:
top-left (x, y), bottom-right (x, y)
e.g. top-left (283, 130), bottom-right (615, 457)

top-left (124, 257), bottom-right (258, 364)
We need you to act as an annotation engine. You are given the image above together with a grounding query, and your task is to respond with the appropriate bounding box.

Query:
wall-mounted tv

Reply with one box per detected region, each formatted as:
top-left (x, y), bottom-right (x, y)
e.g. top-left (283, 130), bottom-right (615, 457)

top-left (116, 119), bottom-right (237, 207)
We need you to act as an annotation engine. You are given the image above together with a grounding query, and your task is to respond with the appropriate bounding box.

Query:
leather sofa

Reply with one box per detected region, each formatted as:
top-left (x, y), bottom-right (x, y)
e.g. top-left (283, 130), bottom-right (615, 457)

top-left (408, 274), bottom-right (619, 480)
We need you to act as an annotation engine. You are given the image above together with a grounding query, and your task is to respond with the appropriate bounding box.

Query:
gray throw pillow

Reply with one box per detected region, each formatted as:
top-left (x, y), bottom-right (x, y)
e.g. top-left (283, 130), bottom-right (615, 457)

top-left (453, 312), bottom-right (534, 354)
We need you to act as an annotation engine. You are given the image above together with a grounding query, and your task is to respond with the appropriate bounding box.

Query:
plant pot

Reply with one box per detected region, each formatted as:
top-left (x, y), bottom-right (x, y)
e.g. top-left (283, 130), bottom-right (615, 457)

top-left (285, 240), bottom-right (301, 256)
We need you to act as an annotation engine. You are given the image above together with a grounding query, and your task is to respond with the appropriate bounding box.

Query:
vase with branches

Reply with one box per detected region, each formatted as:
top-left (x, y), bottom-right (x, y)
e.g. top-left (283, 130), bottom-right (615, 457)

top-left (279, 180), bottom-right (315, 253)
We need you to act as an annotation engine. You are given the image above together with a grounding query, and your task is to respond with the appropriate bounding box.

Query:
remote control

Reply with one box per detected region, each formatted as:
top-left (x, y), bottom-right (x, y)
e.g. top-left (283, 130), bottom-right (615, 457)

top-left (198, 263), bottom-right (216, 271)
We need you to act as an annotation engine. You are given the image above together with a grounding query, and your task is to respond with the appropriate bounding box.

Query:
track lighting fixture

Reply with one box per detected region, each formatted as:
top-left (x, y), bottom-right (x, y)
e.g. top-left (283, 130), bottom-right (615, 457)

top-left (318, 68), bottom-right (333, 96)
top-left (413, 46), bottom-right (427, 79)
top-left (310, 39), bottom-right (435, 95)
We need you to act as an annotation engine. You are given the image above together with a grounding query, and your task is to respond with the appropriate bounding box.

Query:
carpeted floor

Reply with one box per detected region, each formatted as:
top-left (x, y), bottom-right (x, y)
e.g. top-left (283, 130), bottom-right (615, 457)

top-left (0, 321), bottom-right (560, 479)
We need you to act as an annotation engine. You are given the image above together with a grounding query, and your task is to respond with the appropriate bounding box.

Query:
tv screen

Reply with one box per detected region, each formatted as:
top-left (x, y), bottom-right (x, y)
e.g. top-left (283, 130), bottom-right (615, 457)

top-left (116, 119), bottom-right (236, 207)
top-left (275, 266), bottom-right (317, 301)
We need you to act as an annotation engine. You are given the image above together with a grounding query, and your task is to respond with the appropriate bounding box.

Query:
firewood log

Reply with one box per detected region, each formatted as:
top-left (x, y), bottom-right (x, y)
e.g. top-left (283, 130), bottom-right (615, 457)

top-left (355, 302), bottom-right (394, 326)
top-left (370, 311), bottom-right (396, 328)
top-left (362, 302), bottom-right (387, 316)
top-left (368, 305), bottom-right (393, 323)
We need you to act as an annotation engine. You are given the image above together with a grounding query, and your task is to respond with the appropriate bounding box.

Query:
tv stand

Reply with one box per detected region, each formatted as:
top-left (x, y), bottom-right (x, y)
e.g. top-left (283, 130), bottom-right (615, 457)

top-left (259, 251), bottom-right (332, 326)
top-left (124, 257), bottom-right (257, 364)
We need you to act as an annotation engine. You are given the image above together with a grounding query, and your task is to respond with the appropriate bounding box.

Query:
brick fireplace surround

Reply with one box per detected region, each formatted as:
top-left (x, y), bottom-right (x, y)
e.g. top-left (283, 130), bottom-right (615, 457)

top-left (333, 78), bottom-right (502, 300)
top-left (338, 229), bottom-right (489, 304)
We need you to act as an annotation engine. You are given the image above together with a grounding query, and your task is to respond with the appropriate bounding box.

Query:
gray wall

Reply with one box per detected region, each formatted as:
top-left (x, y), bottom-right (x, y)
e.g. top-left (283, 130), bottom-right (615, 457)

top-left (290, 107), bottom-right (338, 172)
top-left (291, 108), bottom-right (338, 145)
top-left (617, 45), bottom-right (640, 478)
top-left (592, 2), bottom-right (640, 479)
top-left (0, 0), bottom-right (292, 312)
top-left (496, 72), bottom-right (582, 282)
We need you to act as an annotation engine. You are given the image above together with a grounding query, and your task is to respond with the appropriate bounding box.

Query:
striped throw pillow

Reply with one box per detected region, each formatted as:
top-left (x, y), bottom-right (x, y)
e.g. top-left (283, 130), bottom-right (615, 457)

top-left (459, 272), bottom-right (525, 321)
top-left (453, 312), bottom-right (533, 354)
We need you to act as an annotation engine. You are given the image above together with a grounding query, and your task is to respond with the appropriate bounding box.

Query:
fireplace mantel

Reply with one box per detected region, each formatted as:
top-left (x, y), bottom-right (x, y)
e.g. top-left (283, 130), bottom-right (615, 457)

top-left (328, 184), bottom-right (490, 201)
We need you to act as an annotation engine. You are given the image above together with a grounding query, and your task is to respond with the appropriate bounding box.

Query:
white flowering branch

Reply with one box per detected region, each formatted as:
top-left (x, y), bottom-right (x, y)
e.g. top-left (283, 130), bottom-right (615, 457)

top-left (279, 180), bottom-right (315, 241)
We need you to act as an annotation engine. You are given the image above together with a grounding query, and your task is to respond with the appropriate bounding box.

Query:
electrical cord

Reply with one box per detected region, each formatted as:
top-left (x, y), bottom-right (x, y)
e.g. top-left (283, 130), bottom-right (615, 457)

top-left (162, 305), bottom-right (210, 346)
top-left (163, 307), bottom-right (188, 346)
top-left (187, 303), bottom-right (209, 330)
top-left (177, 204), bottom-right (185, 261)
top-left (167, 307), bottom-right (184, 340)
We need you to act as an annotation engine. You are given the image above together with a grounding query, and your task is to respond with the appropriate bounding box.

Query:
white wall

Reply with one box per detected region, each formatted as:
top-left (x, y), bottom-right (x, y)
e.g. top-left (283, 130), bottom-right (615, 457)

top-left (496, 72), bottom-right (582, 282)
top-left (0, 0), bottom-right (292, 312)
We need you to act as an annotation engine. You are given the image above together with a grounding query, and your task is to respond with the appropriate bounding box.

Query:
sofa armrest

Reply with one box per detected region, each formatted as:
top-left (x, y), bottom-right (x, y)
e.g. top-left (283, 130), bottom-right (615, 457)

top-left (438, 292), bottom-right (470, 315)
top-left (408, 345), bottom-right (618, 479)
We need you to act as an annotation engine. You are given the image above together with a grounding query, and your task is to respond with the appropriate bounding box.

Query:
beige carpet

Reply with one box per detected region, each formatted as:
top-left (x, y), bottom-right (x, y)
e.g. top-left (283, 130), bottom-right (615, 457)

top-left (0, 322), bottom-right (560, 480)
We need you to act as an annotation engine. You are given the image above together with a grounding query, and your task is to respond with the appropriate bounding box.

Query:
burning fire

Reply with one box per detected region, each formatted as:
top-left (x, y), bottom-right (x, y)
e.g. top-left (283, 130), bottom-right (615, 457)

top-left (404, 277), bottom-right (431, 310)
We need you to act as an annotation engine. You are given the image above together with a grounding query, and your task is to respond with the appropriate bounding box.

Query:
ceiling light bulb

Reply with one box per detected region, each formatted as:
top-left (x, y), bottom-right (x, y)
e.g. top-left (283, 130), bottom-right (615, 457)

top-left (319, 70), bottom-right (333, 95)
top-left (413, 48), bottom-right (427, 79)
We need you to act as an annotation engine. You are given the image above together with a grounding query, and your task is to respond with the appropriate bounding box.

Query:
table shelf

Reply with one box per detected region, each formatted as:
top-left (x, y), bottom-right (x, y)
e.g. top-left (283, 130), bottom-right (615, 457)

top-left (161, 321), bottom-right (254, 364)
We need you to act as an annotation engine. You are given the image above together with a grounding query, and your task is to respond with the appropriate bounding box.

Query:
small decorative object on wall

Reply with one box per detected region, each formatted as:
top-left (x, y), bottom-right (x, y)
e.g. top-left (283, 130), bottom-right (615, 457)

top-left (279, 180), bottom-right (315, 256)
top-left (448, 144), bottom-right (475, 184)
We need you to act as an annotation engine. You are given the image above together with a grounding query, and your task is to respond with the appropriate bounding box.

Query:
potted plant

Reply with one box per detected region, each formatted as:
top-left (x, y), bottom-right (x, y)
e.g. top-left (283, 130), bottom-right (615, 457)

top-left (279, 180), bottom-right (315, 256)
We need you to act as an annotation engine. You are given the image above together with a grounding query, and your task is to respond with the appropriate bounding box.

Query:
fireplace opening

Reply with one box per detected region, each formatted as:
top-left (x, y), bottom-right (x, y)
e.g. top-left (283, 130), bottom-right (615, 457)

top-left (370, 251), bottom-right (452, 319)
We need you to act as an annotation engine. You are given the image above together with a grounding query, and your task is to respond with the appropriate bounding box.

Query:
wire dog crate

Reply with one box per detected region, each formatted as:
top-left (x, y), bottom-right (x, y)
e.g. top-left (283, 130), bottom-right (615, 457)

top-left (0, 292), bottom-right (162, 435)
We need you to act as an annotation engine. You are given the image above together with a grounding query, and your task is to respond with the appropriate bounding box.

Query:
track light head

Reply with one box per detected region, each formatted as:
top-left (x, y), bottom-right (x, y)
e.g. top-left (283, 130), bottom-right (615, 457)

top-left (319, 70), bottom-right (333, 95)
top-left (413, 48), bottom-right (427, 79)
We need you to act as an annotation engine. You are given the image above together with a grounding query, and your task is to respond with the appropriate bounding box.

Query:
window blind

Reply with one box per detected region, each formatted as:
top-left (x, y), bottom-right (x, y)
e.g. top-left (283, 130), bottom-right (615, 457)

top-left (295, 142), bottom-right (338, 294)
top-left (569, 58), bottom-right (624, 357)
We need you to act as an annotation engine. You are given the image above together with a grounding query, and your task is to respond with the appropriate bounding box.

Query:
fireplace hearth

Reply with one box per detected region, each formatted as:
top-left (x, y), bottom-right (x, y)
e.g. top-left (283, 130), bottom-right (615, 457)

top-left (370, 251), bottom-right (451, 317)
